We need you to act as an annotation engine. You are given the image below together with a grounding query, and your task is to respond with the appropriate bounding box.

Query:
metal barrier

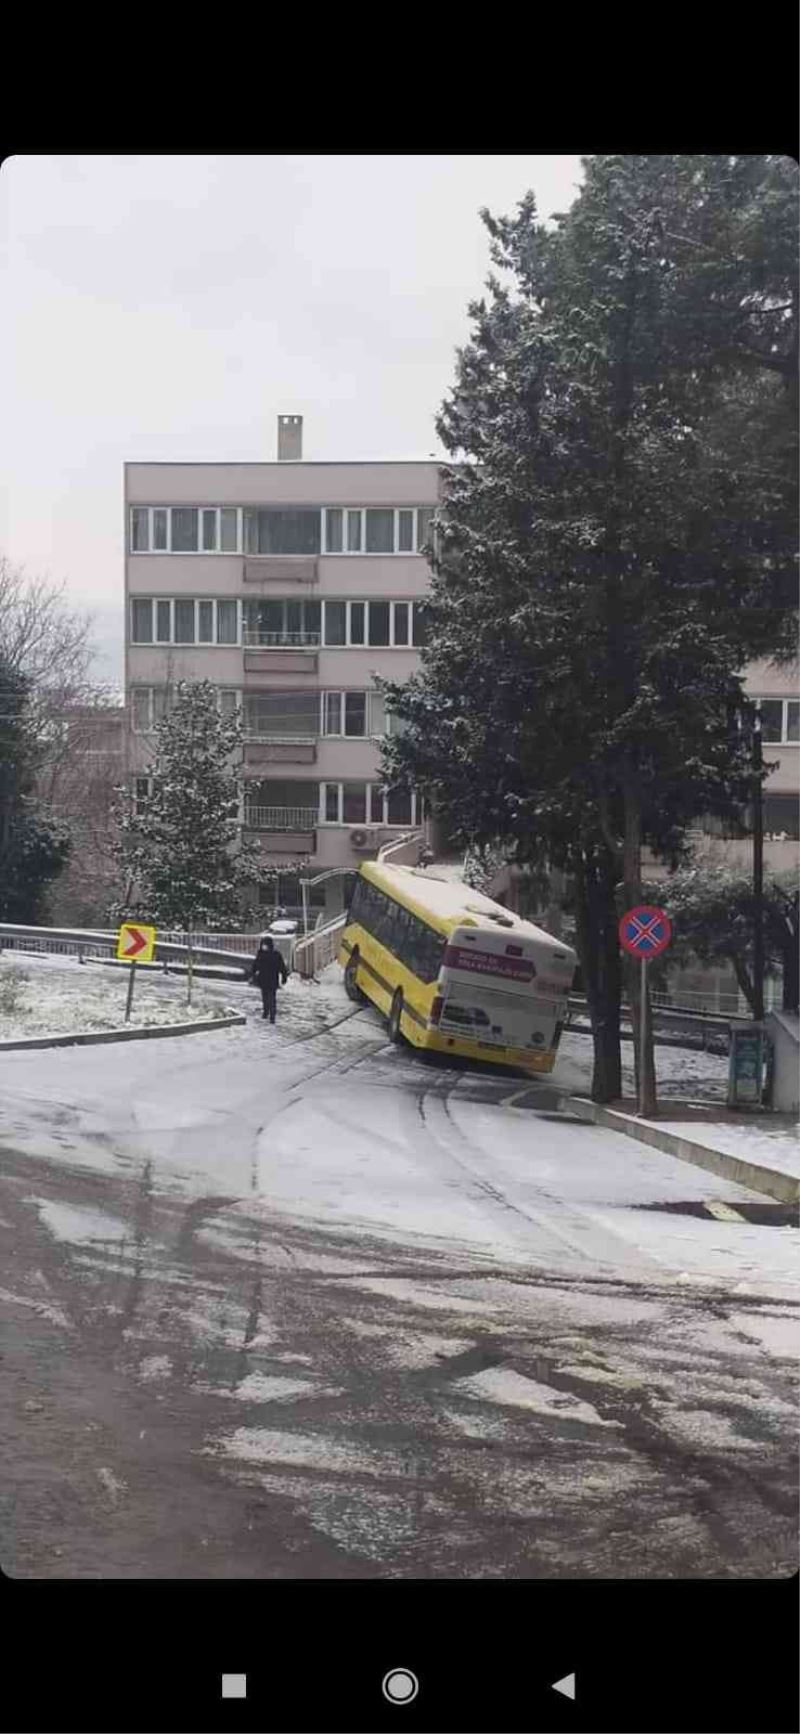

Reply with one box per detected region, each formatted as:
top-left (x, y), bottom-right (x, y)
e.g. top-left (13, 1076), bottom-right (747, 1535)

top-left (0, 924), bottom-right (252, 979)
top-left (243, 806), bottom-right (318, 832)
top-left (377, 831), bottom-right (424, 866)
top-left (293, 915), bottom-right (347, 978)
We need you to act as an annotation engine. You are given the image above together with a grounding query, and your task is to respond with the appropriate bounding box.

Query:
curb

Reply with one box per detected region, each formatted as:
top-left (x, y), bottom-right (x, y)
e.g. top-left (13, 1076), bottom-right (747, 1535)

top-left (0, 1013), bottom-right (247, 1054)
top-left (561, 1094), bottom-right (799, 1207)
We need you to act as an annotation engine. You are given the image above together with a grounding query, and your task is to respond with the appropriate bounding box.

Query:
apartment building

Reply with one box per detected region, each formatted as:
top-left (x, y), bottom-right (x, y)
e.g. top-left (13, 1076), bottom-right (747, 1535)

top-left (125, 418), bottom-right (439, 916)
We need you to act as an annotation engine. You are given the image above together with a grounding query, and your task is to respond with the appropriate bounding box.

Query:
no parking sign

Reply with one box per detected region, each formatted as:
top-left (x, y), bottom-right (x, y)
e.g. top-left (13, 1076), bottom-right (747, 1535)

top-left (618, 905), bottom-right (672, 958)
top-left (619, 905), bottom-right (672, 1117)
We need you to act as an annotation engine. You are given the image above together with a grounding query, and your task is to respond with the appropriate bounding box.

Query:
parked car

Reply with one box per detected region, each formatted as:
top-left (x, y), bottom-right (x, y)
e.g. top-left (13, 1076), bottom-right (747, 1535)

top-left (266, 918), bottom-right (299, 938)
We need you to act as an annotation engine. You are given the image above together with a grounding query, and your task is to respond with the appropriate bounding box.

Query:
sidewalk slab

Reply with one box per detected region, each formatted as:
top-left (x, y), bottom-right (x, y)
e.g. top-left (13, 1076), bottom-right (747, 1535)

top-left (0, 1013), bottom-right (246, 1053)
top-left (561, 1094), bottom-right (800, 1207)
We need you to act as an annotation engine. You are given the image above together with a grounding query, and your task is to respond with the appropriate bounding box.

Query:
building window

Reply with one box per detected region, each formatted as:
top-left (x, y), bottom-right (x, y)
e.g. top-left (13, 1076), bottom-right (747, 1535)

top-left (217, 599), bottom-right (238, 644)
top-left (320, 691), bottom-right (381, 737)
top-left (198, 600), bottom-right (214, 643)
top-left (365, 509), bottom-right (394, 554)
top-left (756, 698), bottom-right (800, 744)
top-left (220, 509), bottom-right (238, 552)
top-left (325, 509), bottom-right (343, 553)
top-left (171, 509), bottom-right (199, 552)
top-left (320, 782), bottom-right (418, 826)
top-left (174, 599), bottom-right (196, 643)
top-left (368, 601), bottom-right (390, 646)
top-left (324, 601), bottom-right (347, 646)
top-left (412, 602), bottom-right (429, 647)
top-left (343, 783), bottom-right (367, 824)
top-left (322, 692), bottom-right (342, 736)
top-left (349, 601), bottom-right (365, 645)
top-left (245, 692), bottom-right (318, 739)
top-left (131, 686), bottom-right (172, 732)
top-left (386, 787), bottom-right (412, 825)
top-left (131, 599), bottom-right (153, 643)
top-left (417, 506), bottom-right (435, 550)
top-left (344, 692), bottom-right (367, 736)
top-left (393, 601), bottom-right (410, 646)
top-left (129, 504), bottom-right (436, 555)
top-left (131, 508), bottom-right (149, 552)
top-left (244, 508), bottom-right (321, 556)
top-left (243, 597), bottom-right (319, 646)
top-left (368, 691), bottom-right (386, 736)
top-left (398, 510), bottom-right (414, 552)
top-left (156, 600), bottom-right (171, 642)
top-left (763, 795), bottom-right (800, 840)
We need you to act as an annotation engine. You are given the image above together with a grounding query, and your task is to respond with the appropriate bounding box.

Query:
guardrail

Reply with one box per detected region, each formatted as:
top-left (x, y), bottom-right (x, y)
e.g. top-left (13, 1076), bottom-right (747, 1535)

top-left (377, 830), bottom-right (424, 866)
top-left (293, 915), bottom-right (347, 978)
top-left (243, 631), bottom-right (320, 648)
top-left (0, 924), bottom-right (252, 979)
top-left (243, 807), bottom-right (318, 831)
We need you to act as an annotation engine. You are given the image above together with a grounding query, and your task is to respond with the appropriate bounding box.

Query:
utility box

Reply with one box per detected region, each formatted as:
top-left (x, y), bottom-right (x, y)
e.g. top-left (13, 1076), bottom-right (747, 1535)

top-left (728, 1022), bottom-right (771, 1109)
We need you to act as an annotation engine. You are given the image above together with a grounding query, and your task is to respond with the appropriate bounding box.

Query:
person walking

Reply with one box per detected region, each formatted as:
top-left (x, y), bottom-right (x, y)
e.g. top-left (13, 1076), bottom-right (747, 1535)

top-left (250, 935), bottom-right (288, 1023)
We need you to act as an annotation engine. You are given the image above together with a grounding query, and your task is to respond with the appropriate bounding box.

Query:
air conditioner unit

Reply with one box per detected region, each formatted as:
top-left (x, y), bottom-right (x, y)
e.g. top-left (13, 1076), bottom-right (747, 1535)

top-left (350, 828), bottom-right (370, 849)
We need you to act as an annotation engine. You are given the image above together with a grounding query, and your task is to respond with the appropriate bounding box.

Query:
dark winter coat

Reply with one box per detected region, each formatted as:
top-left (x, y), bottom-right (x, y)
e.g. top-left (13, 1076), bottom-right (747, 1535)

top-left (250, 939), bottom-right (288, 990)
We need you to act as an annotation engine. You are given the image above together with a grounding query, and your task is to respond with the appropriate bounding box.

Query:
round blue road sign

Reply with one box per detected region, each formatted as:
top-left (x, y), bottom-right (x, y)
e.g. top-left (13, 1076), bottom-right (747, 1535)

top-left (618, 905), bottom-right (672, 958)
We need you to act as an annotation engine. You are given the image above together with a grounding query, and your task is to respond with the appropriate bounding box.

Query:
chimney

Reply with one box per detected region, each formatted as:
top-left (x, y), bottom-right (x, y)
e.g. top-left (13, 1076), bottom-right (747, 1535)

top-left (277, 414), bottom-right (303, 461)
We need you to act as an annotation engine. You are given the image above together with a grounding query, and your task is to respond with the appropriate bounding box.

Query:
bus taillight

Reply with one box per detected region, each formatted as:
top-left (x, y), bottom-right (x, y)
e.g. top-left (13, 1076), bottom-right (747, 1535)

top-left (430, 995), bottom-right (443, 1027)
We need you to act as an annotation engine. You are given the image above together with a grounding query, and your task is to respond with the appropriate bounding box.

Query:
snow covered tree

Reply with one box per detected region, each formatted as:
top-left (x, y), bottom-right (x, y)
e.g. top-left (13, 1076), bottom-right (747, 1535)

top-left (0, 650), bottom-right (69, 922)
top-left (647, 863), bottom-right (799, 1015)
top-left (111, 681), bottom-right (265, 999)
top-left (381, 155), bottom-right (797, 1106)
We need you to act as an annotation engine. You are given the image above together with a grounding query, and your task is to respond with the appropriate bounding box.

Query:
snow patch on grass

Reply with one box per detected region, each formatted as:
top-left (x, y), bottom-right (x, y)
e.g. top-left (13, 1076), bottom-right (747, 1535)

top-left (0, 952), bottom-right (237, 1040)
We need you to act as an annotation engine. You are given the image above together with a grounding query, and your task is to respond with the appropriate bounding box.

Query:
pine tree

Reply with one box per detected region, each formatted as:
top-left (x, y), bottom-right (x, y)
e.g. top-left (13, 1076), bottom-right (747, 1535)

top-left (646, 863), bottom-right (799, 1015)
top-left (112, 681), bottom-right (266, 999)
top-left (0, 650), bottom-right (69, 921)
top-left (381, 155), bottom-right (797, 1105)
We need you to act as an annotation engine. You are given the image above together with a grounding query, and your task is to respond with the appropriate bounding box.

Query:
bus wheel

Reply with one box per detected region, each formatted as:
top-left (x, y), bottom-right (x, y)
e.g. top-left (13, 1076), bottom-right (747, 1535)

top-left (388, 988), bottom-right (404, 1044)
top-left (344, 952), bottom-right (365, 1003)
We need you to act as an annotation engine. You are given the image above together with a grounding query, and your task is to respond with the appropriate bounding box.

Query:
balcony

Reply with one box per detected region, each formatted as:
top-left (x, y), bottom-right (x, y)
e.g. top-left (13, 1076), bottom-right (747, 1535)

top-left (243, 631), bottom-right (320, 648)
top-left (243, 803), bottom-right (317, 854)
top-left (244, 737), bottom-right (318, 766)
top-left (243, 557), bottom-right (318, 585)
top-left (244, 806), bottom-right (318, 832)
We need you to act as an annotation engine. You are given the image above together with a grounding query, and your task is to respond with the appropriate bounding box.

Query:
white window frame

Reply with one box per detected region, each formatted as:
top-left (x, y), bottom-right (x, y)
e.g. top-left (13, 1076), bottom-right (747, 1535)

top-left (129, 507), bottom-right (243, 555)
top-left (130, 598), bottom-right (242, 646)
top-left (754, 697), bottom-right (800, 744)
top-left (130, 505), bottom-right (434, 557)
top-left (319, 782), bottom-right (418, 826)
top-left (319, 598), bottom-right (424, 648)
top-left (320, 507), bottom-right (437, 556)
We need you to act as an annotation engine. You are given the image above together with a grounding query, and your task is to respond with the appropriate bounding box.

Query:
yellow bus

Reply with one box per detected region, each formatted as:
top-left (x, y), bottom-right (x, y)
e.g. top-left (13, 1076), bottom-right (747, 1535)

top-left (338, 860), bottom-right (576, 1074)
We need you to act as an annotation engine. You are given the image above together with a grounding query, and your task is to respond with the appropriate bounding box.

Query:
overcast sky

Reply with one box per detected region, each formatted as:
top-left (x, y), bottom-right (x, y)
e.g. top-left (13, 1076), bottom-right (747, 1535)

top-left (1, 155), bottom-right (584, 689)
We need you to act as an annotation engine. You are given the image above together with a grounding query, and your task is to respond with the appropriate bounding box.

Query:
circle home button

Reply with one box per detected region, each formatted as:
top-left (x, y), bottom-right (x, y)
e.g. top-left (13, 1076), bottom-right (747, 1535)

top-left (382, 1669), bottom-right (419, 1705)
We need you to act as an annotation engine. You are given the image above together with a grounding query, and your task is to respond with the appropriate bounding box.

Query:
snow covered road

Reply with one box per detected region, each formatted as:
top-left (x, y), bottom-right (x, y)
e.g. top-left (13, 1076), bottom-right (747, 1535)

top-left (1, 961), bottom-right (797, 1579)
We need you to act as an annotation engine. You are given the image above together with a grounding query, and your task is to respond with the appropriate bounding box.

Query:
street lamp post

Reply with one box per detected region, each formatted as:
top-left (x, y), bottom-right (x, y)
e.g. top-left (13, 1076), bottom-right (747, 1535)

top-left (752, 709), bottom-right (765, 1022)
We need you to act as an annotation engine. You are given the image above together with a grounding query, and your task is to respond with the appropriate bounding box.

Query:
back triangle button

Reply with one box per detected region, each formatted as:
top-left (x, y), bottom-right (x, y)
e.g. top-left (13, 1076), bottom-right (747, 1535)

top-left (551, 1674), bottom-right (576, 1701)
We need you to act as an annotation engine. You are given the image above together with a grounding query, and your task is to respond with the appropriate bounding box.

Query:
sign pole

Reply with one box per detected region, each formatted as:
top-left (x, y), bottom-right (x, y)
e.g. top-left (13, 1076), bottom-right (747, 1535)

top-left (638, 953), bottom-right (647, 1118)
top-left (125, 961), bottom-right (137, 1023)
top-left (618, 905), bottom-right (672, 1122)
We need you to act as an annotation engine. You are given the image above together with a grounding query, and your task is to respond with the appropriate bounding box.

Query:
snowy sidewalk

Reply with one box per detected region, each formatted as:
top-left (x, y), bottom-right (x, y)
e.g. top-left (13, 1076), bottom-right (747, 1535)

top-left (549, 1031), bottom-right (799, 1205)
